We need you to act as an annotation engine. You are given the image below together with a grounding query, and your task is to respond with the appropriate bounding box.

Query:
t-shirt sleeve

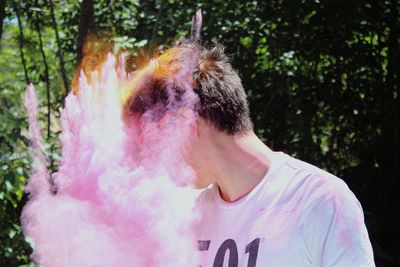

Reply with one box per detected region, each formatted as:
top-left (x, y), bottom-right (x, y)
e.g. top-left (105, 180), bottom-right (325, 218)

top-left (300, 177), bottom-right (375, 267)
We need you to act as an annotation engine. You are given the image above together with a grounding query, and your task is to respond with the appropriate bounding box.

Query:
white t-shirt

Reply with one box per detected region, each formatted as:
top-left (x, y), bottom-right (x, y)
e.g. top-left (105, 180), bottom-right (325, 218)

top-left (194, 152), bottom-right (375, 267)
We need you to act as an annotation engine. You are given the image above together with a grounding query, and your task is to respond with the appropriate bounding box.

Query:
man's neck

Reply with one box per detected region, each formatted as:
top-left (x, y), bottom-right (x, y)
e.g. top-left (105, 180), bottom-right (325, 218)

top-left (208, 131), bottom-right (276, 202)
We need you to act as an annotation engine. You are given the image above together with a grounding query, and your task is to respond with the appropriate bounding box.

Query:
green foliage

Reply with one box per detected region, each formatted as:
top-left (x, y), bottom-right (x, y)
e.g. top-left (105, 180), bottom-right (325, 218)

top-left (0, 0), bottom-right (399, 266)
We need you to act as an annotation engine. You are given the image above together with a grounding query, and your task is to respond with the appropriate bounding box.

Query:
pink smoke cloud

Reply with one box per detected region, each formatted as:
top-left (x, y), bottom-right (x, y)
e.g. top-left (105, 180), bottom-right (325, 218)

top-left (21, 53), bottom-right (200, 267)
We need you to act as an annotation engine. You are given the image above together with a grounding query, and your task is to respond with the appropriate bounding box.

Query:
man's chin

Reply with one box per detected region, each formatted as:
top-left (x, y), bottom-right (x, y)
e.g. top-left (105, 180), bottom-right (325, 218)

top-left (190, 179), bottom-right (213, 190)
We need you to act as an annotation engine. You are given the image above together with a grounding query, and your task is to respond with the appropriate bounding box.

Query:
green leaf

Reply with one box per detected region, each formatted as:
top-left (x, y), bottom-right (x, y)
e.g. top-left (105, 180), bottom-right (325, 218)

top-left (239, 36), bottom-right (252, 48)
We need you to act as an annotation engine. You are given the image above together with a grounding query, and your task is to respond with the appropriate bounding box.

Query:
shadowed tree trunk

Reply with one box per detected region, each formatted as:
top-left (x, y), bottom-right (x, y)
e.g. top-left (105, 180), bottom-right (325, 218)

top-left (47, 0), bottom-right (69, 96)
top-left (151, 1), bottom-right (166, 44)
top-left (77, 0), bottom-right (94, 63)
top-left (33, 2), bottom-right (51, 141)
top-left (11, 0), bottom-right (29, 84)
top-left (35, 10), bottom-right (55, 172)
top-left (0, 0), bottom-right (6, 46)
top-left (134, 0), bottom-right (153, 42)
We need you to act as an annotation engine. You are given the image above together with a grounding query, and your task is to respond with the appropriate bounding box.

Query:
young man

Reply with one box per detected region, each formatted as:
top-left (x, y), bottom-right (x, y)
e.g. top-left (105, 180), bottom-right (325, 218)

top-left (127, 40), bottom-right (375, 266)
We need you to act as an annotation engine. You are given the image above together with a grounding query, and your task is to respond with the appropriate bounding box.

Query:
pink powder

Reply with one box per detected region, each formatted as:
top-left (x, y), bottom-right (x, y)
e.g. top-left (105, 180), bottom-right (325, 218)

top-left (21, 53), bottom-right (200, 266)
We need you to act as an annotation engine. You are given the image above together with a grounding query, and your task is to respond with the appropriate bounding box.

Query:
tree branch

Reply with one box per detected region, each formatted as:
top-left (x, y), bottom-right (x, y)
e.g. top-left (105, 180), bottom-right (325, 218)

top-left (77, 0), bottom-right (94, 63)
top-left (33, 2), bottom-right (51, 141)
top-left (12, 0), bottom-right (30, 84)
top-left (47, 0), bottom-right (69, 96)
top-left (0, 0), bottom-right (6, 47)
top-left (151, 1), bottom-right (166, 44)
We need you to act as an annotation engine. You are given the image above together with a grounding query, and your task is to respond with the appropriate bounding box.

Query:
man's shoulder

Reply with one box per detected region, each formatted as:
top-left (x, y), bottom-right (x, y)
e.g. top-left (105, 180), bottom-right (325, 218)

top-left (281, 154), bottom-right (374, 265)
top-left (267, 152), bottom-right (359, 210)
top-left (278, 153), bottom-right (364, 224)
top-left (278, 152), bottom-right (338, 181)
top-left (277, 153), bottom-right (351, 194)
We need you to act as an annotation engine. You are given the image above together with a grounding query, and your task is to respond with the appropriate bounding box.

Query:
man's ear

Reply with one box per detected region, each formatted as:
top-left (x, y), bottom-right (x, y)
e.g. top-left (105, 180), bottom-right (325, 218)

top-left (196, 117), bottom-right (213, 139)
top-left (194, 117), bottom-right (202, 138)
top-left (175, 106), bottom-right (200, 136)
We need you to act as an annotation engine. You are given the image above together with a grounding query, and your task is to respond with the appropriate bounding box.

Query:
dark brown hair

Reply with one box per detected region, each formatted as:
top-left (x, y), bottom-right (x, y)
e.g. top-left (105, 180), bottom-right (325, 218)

top-left (128, 43), bottom-right (253, 135)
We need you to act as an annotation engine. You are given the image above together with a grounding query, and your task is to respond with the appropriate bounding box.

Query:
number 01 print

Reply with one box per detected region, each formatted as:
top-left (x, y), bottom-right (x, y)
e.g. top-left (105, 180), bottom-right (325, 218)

top-left (211, 238), bottom-right (261, 267)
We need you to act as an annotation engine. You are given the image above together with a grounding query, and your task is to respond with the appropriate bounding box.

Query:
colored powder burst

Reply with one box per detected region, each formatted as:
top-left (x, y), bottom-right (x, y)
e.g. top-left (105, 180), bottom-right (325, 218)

top-left (21, 53), bottom-right (201, 267)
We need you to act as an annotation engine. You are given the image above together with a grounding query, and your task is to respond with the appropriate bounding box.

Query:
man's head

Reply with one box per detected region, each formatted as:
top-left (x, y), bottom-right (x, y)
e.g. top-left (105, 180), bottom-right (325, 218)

top-left (126, 42), bottom-right (253, 188)
top-left (127, 43), bottom-right (253, 135)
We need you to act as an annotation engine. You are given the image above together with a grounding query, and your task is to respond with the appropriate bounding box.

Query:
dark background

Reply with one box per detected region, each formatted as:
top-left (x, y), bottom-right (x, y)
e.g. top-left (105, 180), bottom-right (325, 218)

top-left (0, 0), bottom-right (399, 266)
